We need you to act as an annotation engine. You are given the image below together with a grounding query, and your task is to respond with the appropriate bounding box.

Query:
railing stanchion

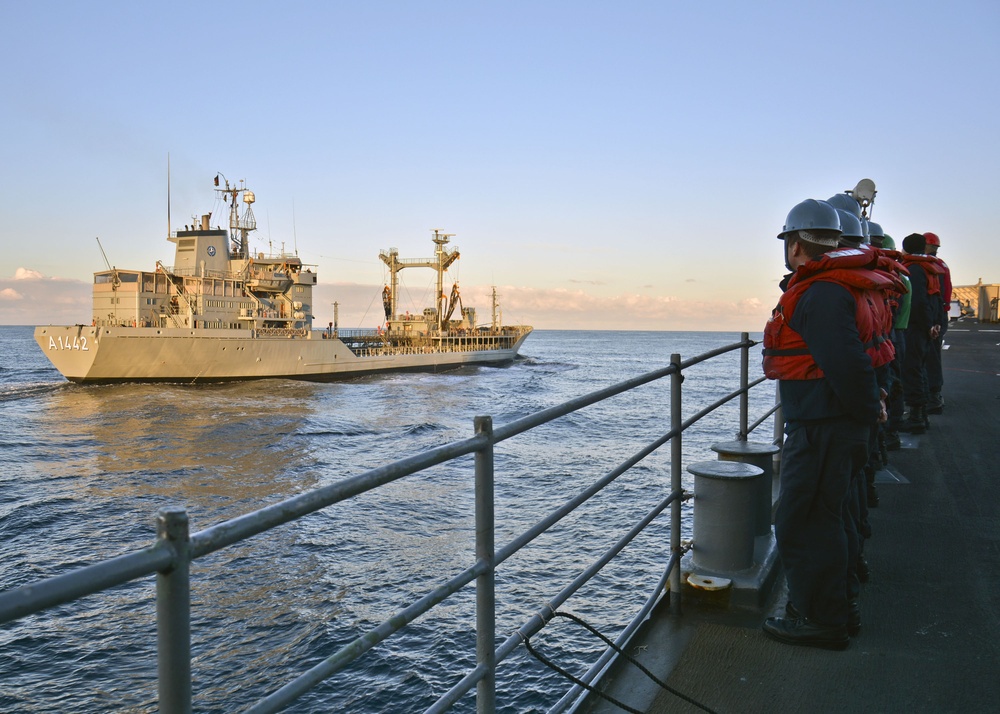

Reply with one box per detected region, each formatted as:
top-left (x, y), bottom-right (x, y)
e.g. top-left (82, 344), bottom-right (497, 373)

top-left (474, 416), bottom-right (496, 714)
top-left (669, 353), bottom-right (683, 616)
top-left (156, 506), bottom-right (191, 714)
top-left (739, 332), bottom-right (750, 440)
top-left (772, 389), bottom-right (784, 477)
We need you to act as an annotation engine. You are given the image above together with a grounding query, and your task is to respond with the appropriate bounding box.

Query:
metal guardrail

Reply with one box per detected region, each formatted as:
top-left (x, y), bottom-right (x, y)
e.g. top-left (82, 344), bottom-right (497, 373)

top-left (0, 333), bottom-right (775, 713)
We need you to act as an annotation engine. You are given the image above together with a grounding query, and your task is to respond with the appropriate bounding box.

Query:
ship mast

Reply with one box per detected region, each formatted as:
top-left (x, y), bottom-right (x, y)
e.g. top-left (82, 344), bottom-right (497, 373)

top-left (214, 174), bottom-right (257, 258)
top-left (492, 286), bottom-right (500, 331)
top-left (431, 229), bottom-right (453, 332)
top-left (379, 229), bottom-right (460, 332)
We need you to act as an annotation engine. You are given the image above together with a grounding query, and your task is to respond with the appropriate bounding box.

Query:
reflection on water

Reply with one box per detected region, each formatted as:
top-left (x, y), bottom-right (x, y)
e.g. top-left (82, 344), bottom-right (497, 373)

top-left (34, 381), bottom-right (324, 515)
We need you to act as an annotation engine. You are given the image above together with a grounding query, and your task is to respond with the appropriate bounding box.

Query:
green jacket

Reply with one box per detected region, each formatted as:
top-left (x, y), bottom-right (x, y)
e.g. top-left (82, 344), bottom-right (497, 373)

top-left (894, 274), bottom-right (912, 330)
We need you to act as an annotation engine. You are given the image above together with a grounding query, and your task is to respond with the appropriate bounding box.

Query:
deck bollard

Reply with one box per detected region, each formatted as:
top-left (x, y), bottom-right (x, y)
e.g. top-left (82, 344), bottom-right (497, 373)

top-left (710, 441), bottom-right (780, 537)
top-left (688, 460), bottom-right (763, 572)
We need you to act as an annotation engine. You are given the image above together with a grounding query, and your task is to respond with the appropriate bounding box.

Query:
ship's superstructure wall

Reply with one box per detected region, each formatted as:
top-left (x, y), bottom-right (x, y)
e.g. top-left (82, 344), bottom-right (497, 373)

top-left (92, 227), bottom-right (317, 331)
top-left (950, 282), bottom-right (1000, 322)
top-left (93, 269), bottom-right (257, 329)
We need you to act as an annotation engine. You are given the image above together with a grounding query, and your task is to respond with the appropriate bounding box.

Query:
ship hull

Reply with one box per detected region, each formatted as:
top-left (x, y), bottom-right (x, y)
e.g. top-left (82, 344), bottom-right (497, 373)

top-left (34, 325), bottom-right (532, 384)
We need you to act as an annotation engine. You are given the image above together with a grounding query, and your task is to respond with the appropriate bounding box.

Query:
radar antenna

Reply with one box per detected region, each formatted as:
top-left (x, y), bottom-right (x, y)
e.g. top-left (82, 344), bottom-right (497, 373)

top-left (214, 173), bottom-right (257, 258)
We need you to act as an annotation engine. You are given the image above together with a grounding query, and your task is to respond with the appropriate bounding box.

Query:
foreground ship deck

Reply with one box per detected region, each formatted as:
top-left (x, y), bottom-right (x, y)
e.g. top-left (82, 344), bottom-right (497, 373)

top-left (34, 176), bottom-right (531, 383)
top-left (585, 322), bottom-right (1000, 714)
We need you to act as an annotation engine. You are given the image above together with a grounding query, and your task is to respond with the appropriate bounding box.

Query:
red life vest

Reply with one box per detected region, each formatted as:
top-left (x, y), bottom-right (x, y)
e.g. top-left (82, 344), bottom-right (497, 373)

top-left (763, 248), bottom-right (899, 380)
top-left (900, 254), bottom-right (945, 296)
top-left (928, 255), bottom-right (952, 303)
top-left (873, 249), bottom-right (911, 313)
top-left (873, 249), bottom-right (910, 280)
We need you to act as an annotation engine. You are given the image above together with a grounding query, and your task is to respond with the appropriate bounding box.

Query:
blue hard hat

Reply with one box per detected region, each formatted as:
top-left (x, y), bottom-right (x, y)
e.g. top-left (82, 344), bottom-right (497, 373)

top-left (860, 217), bottom-right (871, 244)
top-left (827, 192), bottom-right (862, 219)
top-left (779, 199), bottom-right (842, 244)
top-left (836, 209), bottom-right (865, 244)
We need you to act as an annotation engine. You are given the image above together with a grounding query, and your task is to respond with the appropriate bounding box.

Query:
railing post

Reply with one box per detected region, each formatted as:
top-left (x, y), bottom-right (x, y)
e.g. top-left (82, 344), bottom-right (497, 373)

top-left (772, 388), bottom-right (784, 478)
top-left (474, 416), bottom-right (496, 714)
top-left (739, 332), bottom-right (749, 440)
top-left (669, 353), bottom-right (683, 616)
top-left (157, 507), bottom-right (191, 714)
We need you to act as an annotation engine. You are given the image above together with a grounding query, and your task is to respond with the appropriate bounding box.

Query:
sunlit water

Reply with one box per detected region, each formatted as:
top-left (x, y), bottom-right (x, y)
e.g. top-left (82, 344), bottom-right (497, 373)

top-left (0, 326), bottom-right (773, 712)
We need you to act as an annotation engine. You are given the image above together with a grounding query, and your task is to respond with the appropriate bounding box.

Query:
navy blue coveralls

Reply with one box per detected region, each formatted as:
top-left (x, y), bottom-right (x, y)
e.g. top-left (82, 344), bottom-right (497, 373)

top-left (925, 261), bottom-right (950, 397)
top-left (901, 261), bottom-right (941, 409)
top-left (775, 281), bottom-right (881, 627)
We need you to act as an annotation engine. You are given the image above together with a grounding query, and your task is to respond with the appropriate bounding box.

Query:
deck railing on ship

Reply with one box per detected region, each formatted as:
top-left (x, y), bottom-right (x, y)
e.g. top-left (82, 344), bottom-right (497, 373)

top-left (0, 333), bottom-right (778, 714)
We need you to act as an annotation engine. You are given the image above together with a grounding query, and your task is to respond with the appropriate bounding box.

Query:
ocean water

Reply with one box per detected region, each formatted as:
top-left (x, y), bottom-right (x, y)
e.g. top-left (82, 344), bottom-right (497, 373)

top-left (0, 326), bottom-right (773, 713)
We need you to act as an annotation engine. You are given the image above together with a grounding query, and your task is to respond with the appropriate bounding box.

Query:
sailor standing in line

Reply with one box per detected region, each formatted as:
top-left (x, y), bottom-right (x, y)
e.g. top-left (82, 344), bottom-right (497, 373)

top-left (874, 233), bottom-right (911, 451)
top-left (830, 207), bottom-right (880, 604)
top-left (923, 232), bottom-right (951, 414)
top-left (761, 199), bottom-right (888, 650)
top-left (898, 233), bottom-right (944, 433)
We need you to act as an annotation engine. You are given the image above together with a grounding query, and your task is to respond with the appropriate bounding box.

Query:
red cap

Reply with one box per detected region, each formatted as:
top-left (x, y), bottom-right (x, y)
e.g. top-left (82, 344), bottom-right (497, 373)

top-left (923, 231), bottom-right (941, 246)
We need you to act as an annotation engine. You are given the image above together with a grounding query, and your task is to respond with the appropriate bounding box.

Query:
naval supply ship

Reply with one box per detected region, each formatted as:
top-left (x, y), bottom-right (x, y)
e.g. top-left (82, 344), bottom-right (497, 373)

top-left (34, 176), bottom-right (532, 384)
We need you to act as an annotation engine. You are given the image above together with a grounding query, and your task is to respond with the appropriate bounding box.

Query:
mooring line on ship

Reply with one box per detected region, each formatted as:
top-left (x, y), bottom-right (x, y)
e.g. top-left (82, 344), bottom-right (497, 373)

top-left (523, 611), bottom-right (717, 714)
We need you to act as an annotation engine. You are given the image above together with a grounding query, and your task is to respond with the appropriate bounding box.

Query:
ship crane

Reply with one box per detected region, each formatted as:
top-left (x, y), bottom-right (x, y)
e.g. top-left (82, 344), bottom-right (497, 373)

top-left (379, 229), bottom-right (460, 333)
top-left (443, 282), bottom-right (463, 322)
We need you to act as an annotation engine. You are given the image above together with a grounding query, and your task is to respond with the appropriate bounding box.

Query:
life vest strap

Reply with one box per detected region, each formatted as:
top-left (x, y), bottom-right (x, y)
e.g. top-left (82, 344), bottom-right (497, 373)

top-left (762, 347), bottom-right (811, 357)
top-left (864, 334), bottom-right (889, 351)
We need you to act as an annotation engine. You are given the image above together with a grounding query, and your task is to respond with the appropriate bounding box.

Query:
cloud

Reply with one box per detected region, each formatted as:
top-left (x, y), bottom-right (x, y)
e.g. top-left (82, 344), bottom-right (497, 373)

top-left (14, 267), bottom-right (44, 280)
top-left (0, 271), bottom-right (90, 325)
top-left (309, 282), bottom-right (772, 332)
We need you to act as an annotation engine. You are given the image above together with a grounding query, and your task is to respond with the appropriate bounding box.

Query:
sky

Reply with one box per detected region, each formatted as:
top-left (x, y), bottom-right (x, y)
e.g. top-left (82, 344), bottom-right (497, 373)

top-left (1, 1), bottom-right (998, 331)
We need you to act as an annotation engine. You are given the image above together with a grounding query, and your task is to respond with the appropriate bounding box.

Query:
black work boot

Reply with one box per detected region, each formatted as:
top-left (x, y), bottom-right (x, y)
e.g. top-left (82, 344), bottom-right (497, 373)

top-left (848, 599), bottom-right (862, 637)
top-left (763, 616), bottom-right (850, 651)
top-left (867, 483), bottom-right (879, 508)
top-left (899, 406), bottom-right (927, 434)
top-left (857, 556), bottom-right (871, 583)
top-left (927, 391), bottom-right (944, 415)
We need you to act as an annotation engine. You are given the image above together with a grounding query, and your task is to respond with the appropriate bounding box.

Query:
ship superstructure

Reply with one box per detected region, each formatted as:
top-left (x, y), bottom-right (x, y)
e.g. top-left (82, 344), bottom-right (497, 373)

top-left (91, 178), bottom-right (316, 336)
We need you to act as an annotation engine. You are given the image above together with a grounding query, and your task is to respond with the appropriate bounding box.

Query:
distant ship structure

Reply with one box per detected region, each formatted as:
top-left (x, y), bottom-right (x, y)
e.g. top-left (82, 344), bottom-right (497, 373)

top-left (35, 176), bottom-right (532, 383)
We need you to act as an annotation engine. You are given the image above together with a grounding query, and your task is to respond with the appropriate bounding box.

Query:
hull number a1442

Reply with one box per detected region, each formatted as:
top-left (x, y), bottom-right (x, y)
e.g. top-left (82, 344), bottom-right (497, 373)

top-left (48, 335), bottom-right (90, 352)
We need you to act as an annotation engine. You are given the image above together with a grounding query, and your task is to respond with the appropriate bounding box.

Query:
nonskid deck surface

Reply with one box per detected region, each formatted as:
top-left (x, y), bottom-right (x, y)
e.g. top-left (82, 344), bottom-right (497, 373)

top-left (587, 322), bottom-right (1000, 714)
